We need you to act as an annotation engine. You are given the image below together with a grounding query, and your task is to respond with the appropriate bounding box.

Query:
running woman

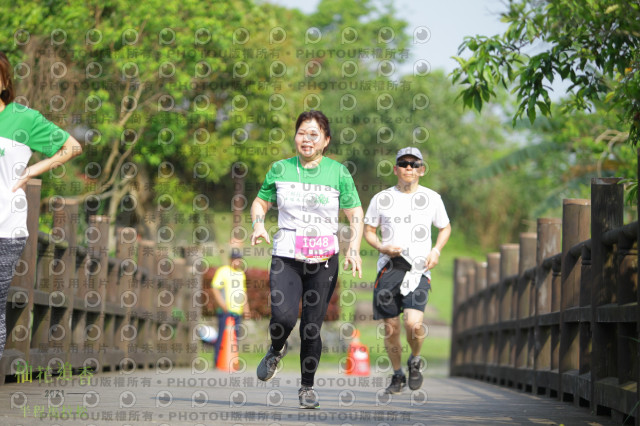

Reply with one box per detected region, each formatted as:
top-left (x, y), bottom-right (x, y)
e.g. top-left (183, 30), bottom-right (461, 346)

top-left (250, 110), bottom-right (363, 409)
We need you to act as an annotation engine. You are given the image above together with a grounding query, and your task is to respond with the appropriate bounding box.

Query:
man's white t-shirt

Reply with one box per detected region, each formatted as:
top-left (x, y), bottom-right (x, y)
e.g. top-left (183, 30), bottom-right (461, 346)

top-left (364, 185), bottom-right (450, 281)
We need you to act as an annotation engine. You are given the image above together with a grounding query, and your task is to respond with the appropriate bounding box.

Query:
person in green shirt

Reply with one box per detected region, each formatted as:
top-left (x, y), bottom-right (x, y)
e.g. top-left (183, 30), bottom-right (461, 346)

top-left (0, 51), bottom-right (83, 360)
top-left (250, 110), bottom-right (364, 409)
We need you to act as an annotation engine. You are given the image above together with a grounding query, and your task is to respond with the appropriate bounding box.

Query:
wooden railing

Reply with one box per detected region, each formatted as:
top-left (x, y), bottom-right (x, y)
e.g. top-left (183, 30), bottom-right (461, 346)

top-left (0, 180), bottom-right (204, 384)
top-left (451, 178), bottom-right (639, 425)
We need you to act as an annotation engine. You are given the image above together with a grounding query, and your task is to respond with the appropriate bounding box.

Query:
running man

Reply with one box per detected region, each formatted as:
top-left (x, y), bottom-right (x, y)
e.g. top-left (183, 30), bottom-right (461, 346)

top-left (364, 147), bottom-right (451, 394)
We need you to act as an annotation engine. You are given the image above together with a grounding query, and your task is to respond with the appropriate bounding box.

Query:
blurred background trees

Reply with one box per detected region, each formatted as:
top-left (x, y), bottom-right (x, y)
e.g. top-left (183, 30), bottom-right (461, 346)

top-left (0, 0), bottom-right (635, 251)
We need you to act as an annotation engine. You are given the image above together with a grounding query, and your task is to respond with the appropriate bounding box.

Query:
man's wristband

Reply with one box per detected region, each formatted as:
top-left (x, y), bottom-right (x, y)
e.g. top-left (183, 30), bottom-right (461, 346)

top-left (432, 247), bottom-right (441, 256)
top-left (251, 218), bottom-right (264, 229)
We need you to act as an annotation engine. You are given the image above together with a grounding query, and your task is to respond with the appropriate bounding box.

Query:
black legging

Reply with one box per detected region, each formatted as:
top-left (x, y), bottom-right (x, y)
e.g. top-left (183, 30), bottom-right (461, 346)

top-left (268, 254), bottom-right (339, 387)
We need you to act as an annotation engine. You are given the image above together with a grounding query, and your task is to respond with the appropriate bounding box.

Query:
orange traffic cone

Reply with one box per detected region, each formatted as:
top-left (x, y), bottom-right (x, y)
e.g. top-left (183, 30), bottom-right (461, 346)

top-left (216, 316), bottom-right (239, 372)
top-left (346, 329), bottom-right (370, 376)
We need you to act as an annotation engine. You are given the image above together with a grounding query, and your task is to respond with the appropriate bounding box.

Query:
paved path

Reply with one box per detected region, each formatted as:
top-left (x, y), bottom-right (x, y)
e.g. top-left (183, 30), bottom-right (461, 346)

top-left (0, 369), bottom-right (619, 425)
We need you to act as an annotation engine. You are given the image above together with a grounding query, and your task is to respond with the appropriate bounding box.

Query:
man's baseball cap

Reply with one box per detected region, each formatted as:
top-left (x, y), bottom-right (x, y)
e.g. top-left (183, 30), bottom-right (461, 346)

top-left (230, 248), bottom-right (243, 259)
top-left (396, 147), bottom-right (423, 161)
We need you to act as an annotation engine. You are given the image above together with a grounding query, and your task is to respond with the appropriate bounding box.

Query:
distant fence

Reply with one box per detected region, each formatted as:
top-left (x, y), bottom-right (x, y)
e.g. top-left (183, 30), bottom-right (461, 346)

top-left (0, 180), bottom-right (203, 384)
top-left (451, 177), bottom-right (639, 425)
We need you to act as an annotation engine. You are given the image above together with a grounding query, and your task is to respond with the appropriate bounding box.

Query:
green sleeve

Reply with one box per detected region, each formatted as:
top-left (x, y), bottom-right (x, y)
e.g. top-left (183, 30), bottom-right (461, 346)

top-left (257, 163), bottom-right (278, 203)
top-left (338, 165), bottom-right (361, 209)
top-left (29, 110), bottom-right (69, 157)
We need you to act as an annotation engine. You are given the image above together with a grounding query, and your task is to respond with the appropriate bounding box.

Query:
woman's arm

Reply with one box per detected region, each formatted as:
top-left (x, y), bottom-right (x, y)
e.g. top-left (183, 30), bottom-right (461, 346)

top-left (12, 135), bottom-right (83, 192)
top-left (342, 206), bottom-right (364, 278)
top-left (250, 197), bottom-right (272, 245)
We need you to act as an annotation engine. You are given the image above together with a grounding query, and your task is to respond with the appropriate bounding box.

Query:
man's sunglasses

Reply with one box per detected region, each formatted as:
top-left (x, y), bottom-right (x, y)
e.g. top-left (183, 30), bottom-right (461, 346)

top-left (396, 160), bottom-right (423, 168)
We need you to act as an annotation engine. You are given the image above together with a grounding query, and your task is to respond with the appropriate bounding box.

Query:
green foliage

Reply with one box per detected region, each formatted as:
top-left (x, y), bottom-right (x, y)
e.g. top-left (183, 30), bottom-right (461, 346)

top-left (451, 0), bottom-right (640, 143)
top-left (0, 0), bottom-right (558, 249)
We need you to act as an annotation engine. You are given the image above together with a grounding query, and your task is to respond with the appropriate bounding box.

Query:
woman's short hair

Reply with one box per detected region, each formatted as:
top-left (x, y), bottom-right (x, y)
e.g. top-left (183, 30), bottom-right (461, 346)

top-left (295, 110), bottom-right (331, 153)
top-left (0, 52), bottom-right (15, 105)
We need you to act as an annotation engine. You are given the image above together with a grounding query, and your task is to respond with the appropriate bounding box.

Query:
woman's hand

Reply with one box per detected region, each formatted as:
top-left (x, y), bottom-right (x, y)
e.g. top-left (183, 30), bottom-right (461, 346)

top-left (250, 197), bottom-right (271, 245)
top-left (11, 166), bottom-right (32, 193)
top-left (343, 250), bottom-right (362, 278)
top-left (250, 223), bottom-right (270, 245)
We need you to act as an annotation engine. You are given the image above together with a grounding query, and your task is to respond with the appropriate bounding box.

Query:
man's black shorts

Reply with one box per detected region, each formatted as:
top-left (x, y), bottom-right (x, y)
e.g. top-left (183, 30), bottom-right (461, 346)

top-left (372, 256), bottom-right (431, 320)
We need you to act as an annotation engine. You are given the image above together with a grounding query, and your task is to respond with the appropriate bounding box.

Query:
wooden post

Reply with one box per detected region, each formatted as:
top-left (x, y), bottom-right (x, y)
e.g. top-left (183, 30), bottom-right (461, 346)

top-left (518, 233), bottom-right (537, 320)
top-left (486, 252), bottom-right (500, 374)
top-left (465, 265), bottom-right (476, 332)
top-left (476, 261), bottom-right (488, 373)
top-left (534, 218), bottom-right (562, 397)
top-left (112, 227), bottom-right (137, 367)
top-left (537, 219), bottom-right (561, 315)
top-left (137, 240), bottom-right (157, 369)
top-left (516, 233), bottom-right (536, 391)
top-left (184, 246), bottom-right (203, 366)
top-left (475, 261), bottom-right (488, 371)
top-left (499, 244), bottom-right (519, 386)
top-left (51, 198), bottom-right (79, 368)
top-left (590, 178), bottom-right (623, 415)
top-left (173, 256), bottom-right (187, 366)
top-left (487, 252), bottom-right (500, 325)
top-left (615, 221), bottom-right (637, 401)
top-left (574, 241), bottom-right (592, 407)
top-left (561, 199), bottom-right (590, 311)
top-left (559, 199), bottom-right (590, 402)
top-left (500, 244), bottom-right (520, 322)
top-left (155, 242), bottom-right (173, 370)
top-left (450, 258), bottom-right (474, 376)
top-left (84, 215), bottom-right (110, 372)
top-left (476, 261), bottom-right (487, 327)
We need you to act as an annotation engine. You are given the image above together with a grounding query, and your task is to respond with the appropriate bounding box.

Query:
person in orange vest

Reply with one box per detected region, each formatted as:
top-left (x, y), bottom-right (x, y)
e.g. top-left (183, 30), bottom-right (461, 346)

top-left (364, 147), bottom-right (451, 394)
top-left (211, 249), bottom-right (251, 366)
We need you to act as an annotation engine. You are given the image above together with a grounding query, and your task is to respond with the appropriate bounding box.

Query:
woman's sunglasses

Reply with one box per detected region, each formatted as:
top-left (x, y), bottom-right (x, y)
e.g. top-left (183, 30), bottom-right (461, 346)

top-left (396, 160), bottom-right (423, 168)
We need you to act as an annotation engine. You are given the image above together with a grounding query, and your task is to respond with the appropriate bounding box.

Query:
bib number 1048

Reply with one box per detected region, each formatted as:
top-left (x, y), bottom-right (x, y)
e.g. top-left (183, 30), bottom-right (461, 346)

top-left (294, 234), bottom-right (335, 263)
top-left (302, 236), bottom-right (331, 249)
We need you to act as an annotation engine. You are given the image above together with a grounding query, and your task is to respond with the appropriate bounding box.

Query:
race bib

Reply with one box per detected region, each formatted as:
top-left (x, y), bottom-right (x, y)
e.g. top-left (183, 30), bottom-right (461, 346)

top-left (294, 231), bottom-right (336, 263)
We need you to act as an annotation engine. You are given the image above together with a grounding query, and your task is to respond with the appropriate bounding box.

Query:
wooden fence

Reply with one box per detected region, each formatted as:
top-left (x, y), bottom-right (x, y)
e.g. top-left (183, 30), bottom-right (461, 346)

top-left (0, 180), bottom-right (204, 384)
top-left (451, 177), bottom-right (639, 424)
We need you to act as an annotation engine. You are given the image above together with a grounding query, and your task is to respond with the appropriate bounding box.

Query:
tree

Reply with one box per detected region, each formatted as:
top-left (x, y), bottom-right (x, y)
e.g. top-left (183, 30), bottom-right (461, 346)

top-left (1, 0), bottom-right (273, 240)
top-left (2, 0), bottom-right (554, 249)
top-left (451, 0), bottom-right (640, 144)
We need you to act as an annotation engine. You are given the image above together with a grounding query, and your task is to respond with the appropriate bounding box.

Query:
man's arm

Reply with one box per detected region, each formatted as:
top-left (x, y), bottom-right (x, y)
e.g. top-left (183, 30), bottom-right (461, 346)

top-left (425, 223), bottom-right (451, 270)
top-left (210, 269), bottom-right (227, 312)
top-left (211, 288), bottom-right (227, 313)
top-left (364, 224), bottom-right (403, 257)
